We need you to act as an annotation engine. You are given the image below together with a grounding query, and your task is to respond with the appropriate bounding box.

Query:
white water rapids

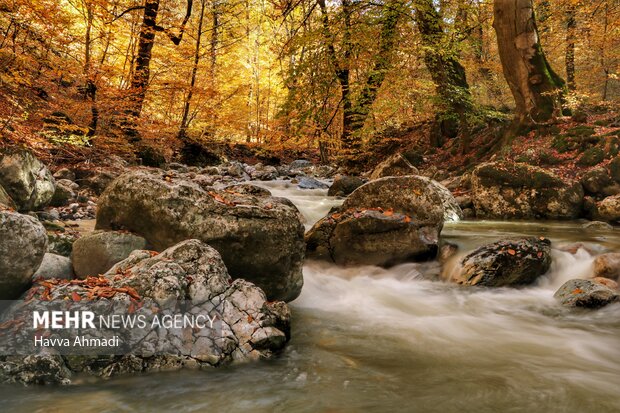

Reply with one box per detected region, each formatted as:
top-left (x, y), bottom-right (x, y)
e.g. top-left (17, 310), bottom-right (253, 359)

top-left (1, 180), bottom-right (619, 412)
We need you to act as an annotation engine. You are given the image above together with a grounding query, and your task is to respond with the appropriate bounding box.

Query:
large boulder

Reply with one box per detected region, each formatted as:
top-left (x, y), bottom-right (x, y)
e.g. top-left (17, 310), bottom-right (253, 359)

top-left (471, 162), bottom-right (584, 219)
top-left (32, 253), bottom-right (73, 280)
top-left (454, 237), bottom-right (552, 287)
top-left (594, 194), bottom-right (620, 222)
top-left (554, 279), bottom-right (619, 309)
top-left (71, 231), bottom-right (148, 279)
top-left (342, 176), bottom-right (462, 222)
top-left (0, 210), bottom-right (48, 298)
top-left (0, 240), bottom-right (291, 385)
top-left (369, 153), bottom-right (419, 180)
top-left (306, 176), bottom-right (458, 266)
top-left (297, 176), bottom-right (328, 190)
top-left (580, 168), bottom-right (620, 198)
top-left (96, 170), bottom-right (305, 302)
top-left (593, 253), bottom-right (620, 281)
top-left (327, 175), bottom-right (364, 197)
top-left (50, 179), bottom-right (78, 207)
top-left (0, 150), bottom-right (55, 211)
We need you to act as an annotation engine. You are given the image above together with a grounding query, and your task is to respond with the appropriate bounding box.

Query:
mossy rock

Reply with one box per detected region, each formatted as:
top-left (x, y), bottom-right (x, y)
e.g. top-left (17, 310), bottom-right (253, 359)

top-left (565, 125), bottom-right (595, 138)
top-left (577, 147), bottom-right (605, 166)
top-left (538, 151), bottom-right (563, 166)
top-left (609, 157), bottom-right (620, 183)
top-left (475, 162), bottom-right (564, 189)
top-left (551, 135), bottom-right (573, 153)
top-left (594, 119), bottom-right (611, 127)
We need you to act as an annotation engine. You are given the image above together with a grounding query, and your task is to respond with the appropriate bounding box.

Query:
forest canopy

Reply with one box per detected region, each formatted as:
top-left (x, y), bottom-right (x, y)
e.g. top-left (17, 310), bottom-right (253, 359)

top-left (0, 0), bottom-right (618, 164)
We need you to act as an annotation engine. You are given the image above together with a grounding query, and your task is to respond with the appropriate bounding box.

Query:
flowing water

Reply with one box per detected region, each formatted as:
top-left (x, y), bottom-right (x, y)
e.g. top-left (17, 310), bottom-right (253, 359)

top-left (1, 180), bottom-right (619, 412)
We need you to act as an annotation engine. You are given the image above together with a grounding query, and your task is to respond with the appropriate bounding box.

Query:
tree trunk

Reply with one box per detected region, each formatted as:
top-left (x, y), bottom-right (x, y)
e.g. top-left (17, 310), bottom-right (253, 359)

top-left (83, 1), bottom-right (98, 137)
top-left (565, 5), bottom-right (576, 91)
top-left (413, 0), bottom-right (472, 149)
top-left (493, 0), bottom-right (565, 125)
top-left (178, 0), bottom-right (206, 140)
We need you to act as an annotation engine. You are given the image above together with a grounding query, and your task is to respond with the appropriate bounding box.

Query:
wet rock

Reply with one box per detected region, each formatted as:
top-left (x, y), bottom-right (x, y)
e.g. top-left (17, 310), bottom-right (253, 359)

top-left (554, 279), bottom-right (619, 308)
top-left (455, 237), bottom-right (552, 287)
top-left (594, 194), bottom-right (620, 222)
top-left (593, 253), bottom-right (620, 281)
top-left (471, 162), bottom-right (583, 220)
top-left (297, 176), bottom-right (328, 190)
top-left (0, 210), bottom-right (48, 299)
top-left (72, 231), bottom-right (148, 278)
top-left (96, 170), bottom-right (305, 302)
top-left (50, 179), bottom-right (78, 207)
top-left (0, 150), bottom-right (56, 211)
top-left (583, 221), bottom-right (613, 230)
top-left (289, 159), bottom-right (313, 170)
top-left (342, 176), bottom-right (462, 222)
top-left (593, 277), bottom-right (619, 290)
top-left (438, 242), bottom-right (459, 264)
top-left (0, 240), bottom-right (291, 385)
top-left (81, 169), bottom-right (120, 195)
top-left (226, 162), bottom-right (249, 179)
top-left (246, 163), bottom-right (278, 181)
top-left (369, 153), bottom-right (419, 180)
top-left (305, 208), bottom-right (440, 266)
top-left (32, 253), bottom-right (73, 280)
top-left (327, 175), bottom-right (364, 197)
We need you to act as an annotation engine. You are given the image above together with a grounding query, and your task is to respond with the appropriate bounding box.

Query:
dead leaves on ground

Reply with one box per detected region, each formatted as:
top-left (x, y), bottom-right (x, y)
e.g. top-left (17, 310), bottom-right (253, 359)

top-left (29, 276), bottom-right (142, 303)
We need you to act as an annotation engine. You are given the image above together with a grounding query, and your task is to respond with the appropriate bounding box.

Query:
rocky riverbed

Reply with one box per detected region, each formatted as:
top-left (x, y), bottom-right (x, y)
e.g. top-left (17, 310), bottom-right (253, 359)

top-left (0, 150), bottom-right (619, 412)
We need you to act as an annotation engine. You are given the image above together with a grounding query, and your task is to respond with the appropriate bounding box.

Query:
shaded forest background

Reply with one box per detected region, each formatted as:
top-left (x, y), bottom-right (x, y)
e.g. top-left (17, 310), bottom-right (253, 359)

top-left (0, 0), bottom-right (618, 169)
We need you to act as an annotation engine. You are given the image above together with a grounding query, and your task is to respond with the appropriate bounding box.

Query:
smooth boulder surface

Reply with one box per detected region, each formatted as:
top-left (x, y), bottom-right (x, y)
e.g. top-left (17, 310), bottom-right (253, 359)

top-left (32, 253), bottom-right (73, 280)
top-left (297, 176), bottom-right (328, 190)
top-left (554, 279), bottom-right (620, 309)
top-left (306, 176), bottom-right (456, 266)
top-left (471, 162), bottom-right (583, 219)
top-left (593, 253), bottom-right (620, 281)
top-left (0, 150), bottom-right (55, 211)
top-left (595, 194), bottom-right (620, 222)
top-left (96, 170), bottom-right (305, 302)
top-left (0, 240), bottom-right (291, 385)
top-left (305, 208), bottom-right (440, 266)
top-left (454, 237), bottom-right (552, 287)
top-left (327, 175), bottom-right (364, 197)
top-left (71, 230), bottom-right (148, 278)
top-left (369, 153), bottom-right (419, 180)
top-left (0, 210), bottom-right (48, 299)
top-left (342, 176), bottom-right (462, 222)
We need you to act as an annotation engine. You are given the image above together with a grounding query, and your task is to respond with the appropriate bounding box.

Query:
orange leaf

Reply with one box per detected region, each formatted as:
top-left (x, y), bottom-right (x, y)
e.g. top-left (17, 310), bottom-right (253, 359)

top-left (71, 292), bottom-right (81, 302)
top-left (507, 249), bottom-right (516, 255)
top-left (403, 215), bottom-right (412, 223)
top-left (571, 288), bottom-right (583, 295)
top-left (383, 208), bottom-right (394, 217)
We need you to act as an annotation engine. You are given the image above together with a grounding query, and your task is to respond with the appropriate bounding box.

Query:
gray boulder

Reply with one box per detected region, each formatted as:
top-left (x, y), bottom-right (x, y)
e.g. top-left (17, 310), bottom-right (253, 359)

top-left (96, 170), bottom-right (305, 302)
top-left (50, 179), bottom-right (78, 207)
top-left (581, 168), bottom-right (620, 198)
top-left (554, 279), bottom-right (619, 308)
top-left (369, 153), bottom-right (419, 180)
top-left (32, 253), bottom-right (73, 280)
top-left (0, 210), bottom-right (48, 298)
top-left (0, 150), bottom-right (55, 211)
top-left (327, 175), bottom-right (364, 197)
top-left (298, 176), bottom-right (328, 190)
top-left (0, 240), bottom-right (290, 385)
top-left (71, 230), bottom-right (148, 278)
top-left (343, 176), bottom-right (462, 222)
top-left (289, 159), bottom-right (313, 170)
top-left (306, 176), bottom-right (457, 266)
top-left (454, 237), bottom-right (552, 287)
top-left (471, 162), bottom-right (583, 219)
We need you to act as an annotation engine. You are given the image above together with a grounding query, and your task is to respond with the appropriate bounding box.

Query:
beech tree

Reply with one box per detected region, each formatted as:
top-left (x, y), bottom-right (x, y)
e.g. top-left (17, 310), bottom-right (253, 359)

top-left (493, 0), bottom-right (566, 125)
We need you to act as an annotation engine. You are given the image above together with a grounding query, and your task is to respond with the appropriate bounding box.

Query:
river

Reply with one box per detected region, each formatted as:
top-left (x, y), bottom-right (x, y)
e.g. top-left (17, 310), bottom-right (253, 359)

top-left (1, 180), bottom-right (619, 412)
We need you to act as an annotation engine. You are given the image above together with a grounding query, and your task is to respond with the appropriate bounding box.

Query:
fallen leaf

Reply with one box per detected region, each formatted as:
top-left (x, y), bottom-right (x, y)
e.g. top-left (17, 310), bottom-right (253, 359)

top-left (507, 249), bottom-right (516, 255)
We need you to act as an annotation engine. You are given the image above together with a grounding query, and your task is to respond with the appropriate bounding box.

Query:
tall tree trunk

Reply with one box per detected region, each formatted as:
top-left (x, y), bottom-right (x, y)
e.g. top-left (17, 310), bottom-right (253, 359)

top-left (565, 5), bottom-right (576, 91)
top-left (493, 0), bottom-right (565, 125)
top-left (83, 1), bottom-right (98, 137)
top-left (413, 0), bottom-right (472, 149)
top-left (178, 0), bottom-right (206, 140)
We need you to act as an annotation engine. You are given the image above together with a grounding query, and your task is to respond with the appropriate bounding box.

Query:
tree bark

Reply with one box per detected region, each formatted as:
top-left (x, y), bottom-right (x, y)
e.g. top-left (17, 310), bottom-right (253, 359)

top-left (565, 5), bottom-right (576, 91)
top-left (413, 0), bottom-right (472, 148)
top-left (493, 0), bottom-right (565, 125)
top-left (178, 0), bottom-right (206, 140)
